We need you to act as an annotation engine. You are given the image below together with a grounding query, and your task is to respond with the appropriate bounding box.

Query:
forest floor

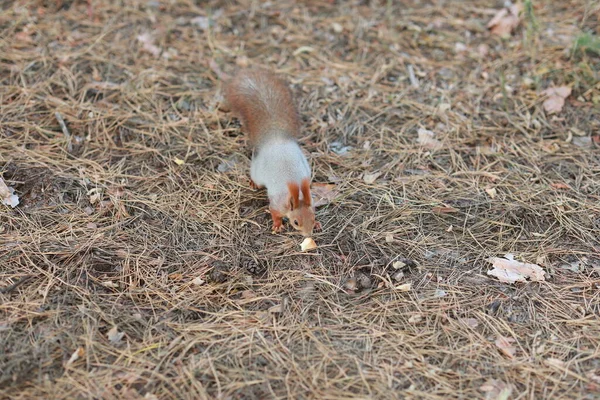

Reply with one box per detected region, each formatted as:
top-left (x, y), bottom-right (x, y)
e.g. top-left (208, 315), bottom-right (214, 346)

top-left (1, 0), bottom-right (600, 399)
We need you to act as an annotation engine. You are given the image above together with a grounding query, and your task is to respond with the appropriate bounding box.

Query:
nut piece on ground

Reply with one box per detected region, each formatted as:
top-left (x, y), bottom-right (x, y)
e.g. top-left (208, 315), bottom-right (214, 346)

top-left (300, 237), bottom-right (317, 251)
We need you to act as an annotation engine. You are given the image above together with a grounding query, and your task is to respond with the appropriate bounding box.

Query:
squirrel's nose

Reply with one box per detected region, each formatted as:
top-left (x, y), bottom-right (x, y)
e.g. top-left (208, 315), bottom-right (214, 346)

top-left (303, 228), bottom-right (313, 237)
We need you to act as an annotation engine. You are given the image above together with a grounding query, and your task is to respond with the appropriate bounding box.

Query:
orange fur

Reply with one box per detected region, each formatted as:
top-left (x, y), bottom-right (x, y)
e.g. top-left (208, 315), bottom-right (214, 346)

top-left (300, 178), bottom-right (311, 207)
top-left (224, 68), bottom-right (300, 147)
top-left (287, 182), bottom-right (300, 210)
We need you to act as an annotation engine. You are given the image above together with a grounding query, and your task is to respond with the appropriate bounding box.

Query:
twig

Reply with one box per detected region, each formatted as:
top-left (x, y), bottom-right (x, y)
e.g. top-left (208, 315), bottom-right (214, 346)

top-left (55, 112), bottom-right (73, 152)
top-left (0, 275), bottom-right (33, 294)
top-left (407, 64), bottom-right (419, 88)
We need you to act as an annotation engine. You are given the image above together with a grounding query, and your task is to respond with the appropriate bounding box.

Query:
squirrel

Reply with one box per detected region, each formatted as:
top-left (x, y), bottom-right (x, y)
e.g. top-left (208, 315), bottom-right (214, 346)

top-left (216, 66), bottom-right (320, 236)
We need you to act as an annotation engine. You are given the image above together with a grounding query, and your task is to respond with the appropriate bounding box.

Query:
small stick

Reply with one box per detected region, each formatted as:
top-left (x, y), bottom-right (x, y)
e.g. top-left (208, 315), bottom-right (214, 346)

top-left (55, 111), bottom-right (73, 152)
top-left (407, 64), bottom-right (419, 88)
top-left (0, 275), bottom-right (33, 294)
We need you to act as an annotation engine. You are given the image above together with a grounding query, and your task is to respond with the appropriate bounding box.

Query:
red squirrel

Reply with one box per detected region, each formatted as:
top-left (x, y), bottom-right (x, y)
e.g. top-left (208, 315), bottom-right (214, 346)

top-left (220, 67), bottom-right (320, 236)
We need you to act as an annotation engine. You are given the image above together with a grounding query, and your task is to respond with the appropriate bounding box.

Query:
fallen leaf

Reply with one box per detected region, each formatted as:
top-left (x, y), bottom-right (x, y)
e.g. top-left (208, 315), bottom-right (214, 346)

top-left (417, 128), bottom-right (443, 150)
top-left (300, 237), bottom-right (317, 252)
top-left (487, 254), bottom-right (545, 283)
top-left (385, 234), bottom-right (394, 243)
top-left (107, 326), bottom-right (125, 344)
top-left (102, 281), bottom-right (119, 288)
top-left (173, 157), bottom-right (185, 165)
top-left (480, 379), bottom-right (513, 400)
top-left (88, 188), bottom-right (102, 204)
top-left (392, 270), bottom-right (404, 281)
top-left (435, 289), bottom-right (447, 298)
top-left (542, 86), bottom-right (572, 114)
top-left (485, 187), bottom-right (497, 199)
top-left (495, 336), bottom-right (517, 358)
top-left (395, 282), bottom-right (411, 292)
top-left (331, 22), bottom-right (343, 33)
top-left (66, 347), bottom-right (84, 366)
top-left (487, 4), bottom-right (523, 38)
top-left (461, 318), bottom-right (479, 329)
top-left (311, 183), bottom-right (338, 207)
top-left (408, 314), bottom-right (422, 323)
top-left (392, 260), bottom-right (406, 270)
top-left (0, 177), bottom-right (19, 208)
top-left (363, 171), bottom-right (382, 184)
top-left (136, 32), bottom-right (161, 57)
top-left (192, 277), bottom-right (205, 286)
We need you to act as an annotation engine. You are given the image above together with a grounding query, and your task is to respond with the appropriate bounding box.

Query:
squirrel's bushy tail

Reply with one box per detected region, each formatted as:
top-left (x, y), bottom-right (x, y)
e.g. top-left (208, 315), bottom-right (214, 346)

top-left (224, 69), bottom-right (300, 146)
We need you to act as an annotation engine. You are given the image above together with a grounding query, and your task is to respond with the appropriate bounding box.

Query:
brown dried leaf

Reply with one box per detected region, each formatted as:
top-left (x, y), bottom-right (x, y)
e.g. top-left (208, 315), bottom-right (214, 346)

top-left (487, 4), bottom-right (523, 38)
top-left (311, 183), bottom-right (338, 207)
top-left (488, 254), bottom-right (545, 283)
top-left (495, 336), bottom-right (517, 358)
top-left (417, 128), bottom-right (443, 150)
top-left (542, 86), bottom-right (572, 114)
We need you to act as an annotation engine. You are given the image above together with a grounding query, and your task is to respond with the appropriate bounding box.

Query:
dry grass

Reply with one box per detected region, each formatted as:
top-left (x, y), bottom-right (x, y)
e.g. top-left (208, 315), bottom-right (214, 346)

top-left (1, 0), bottom-right (600, 399)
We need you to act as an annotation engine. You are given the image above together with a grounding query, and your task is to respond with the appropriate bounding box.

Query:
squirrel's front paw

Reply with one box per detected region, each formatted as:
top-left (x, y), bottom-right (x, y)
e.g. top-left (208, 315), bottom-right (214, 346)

top-left (271, 223), bottom-right (284, 234)
top-left (314, 221), bottom-right (322, 231)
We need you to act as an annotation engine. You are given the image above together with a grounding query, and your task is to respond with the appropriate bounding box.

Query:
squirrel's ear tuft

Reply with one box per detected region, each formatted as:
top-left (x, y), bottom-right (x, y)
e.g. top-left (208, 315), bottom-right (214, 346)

top-left (287, 182), bottom-right (300, 210)
top-left (301, 178), bottom-right (311, 206)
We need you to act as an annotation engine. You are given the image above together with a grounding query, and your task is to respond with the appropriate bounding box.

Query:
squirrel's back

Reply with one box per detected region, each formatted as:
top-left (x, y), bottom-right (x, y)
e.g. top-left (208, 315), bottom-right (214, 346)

top-left (224, 69), bottom-right (300, 147)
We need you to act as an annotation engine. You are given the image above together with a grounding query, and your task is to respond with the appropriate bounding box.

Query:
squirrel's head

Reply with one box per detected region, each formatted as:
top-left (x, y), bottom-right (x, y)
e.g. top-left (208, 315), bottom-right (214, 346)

top-left (286, 179), bottom-right (316, 237)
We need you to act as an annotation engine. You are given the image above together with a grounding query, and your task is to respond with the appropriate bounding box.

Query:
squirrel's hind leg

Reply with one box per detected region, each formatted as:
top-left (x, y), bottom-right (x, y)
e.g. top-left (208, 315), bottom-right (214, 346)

top-left (249, 179), bottom-right (264, 190)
